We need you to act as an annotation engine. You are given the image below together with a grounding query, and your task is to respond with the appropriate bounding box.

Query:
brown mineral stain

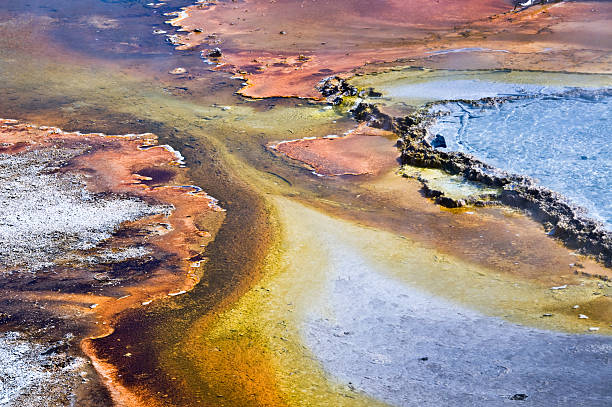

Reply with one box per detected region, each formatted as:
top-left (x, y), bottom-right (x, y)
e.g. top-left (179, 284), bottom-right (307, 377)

top-left (307, 171), bottom-right (612, 285)
top-left (168, 0), bottom-right (611, 98)
top-left (184, 334), bottom-right (289, 406)
top-left (82, 339), bottom-right (165, 407)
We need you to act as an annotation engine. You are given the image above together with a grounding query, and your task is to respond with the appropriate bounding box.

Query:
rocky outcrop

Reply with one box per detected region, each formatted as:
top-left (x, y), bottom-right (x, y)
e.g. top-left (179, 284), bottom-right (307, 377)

top-left (321, 77), bottom-right (612, 266)
top-left (400, 111), bottom-right (612, 266)
top-left (317, 76), bottom-right (358, 104)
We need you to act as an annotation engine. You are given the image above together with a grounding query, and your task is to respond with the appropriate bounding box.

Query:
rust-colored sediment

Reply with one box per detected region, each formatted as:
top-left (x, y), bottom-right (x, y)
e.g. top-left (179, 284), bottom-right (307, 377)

top-left (0, 119), bottom-right (225, 407)
top-left (184, 333), bottom-right (289, 406)
top-left (271, 124), bottom-right (398, 176)
top-left (169, 0), bottom-right (611, 98)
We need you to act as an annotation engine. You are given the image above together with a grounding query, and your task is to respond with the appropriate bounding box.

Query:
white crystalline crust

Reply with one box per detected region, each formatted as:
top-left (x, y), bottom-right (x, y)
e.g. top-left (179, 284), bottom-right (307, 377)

top-left (0, 147), bottom-right (171, 272)
top-left (0, 332), bottom-right (86, 407)
top-left (429, 88), bottom-right (612, 228)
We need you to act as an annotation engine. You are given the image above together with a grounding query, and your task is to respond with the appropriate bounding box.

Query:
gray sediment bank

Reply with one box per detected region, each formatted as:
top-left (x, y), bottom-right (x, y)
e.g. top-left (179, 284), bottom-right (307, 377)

top-left (304, 240), bottom-right (612, 407)
top-left (319, 76), bottom-right (612, 267)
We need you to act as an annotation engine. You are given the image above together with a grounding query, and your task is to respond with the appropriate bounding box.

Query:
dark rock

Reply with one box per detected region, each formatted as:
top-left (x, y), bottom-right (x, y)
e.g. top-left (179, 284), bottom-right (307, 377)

top-left (430, 134), bottom-right (447, 149)
top-left (317, 76), bottom-right (359, 99)
top-left (206, 47), bottom-right (223, 58)
top-left (41, 341), bottom-right (69, 356)
top-left (421, 183), bottom-right (443, 199)
top-left (351, 102), bottom-right (393, 130)
top-left (367, 88), bottom-right (383, 98)
top-left (436, 196), bottom-right (466, 208)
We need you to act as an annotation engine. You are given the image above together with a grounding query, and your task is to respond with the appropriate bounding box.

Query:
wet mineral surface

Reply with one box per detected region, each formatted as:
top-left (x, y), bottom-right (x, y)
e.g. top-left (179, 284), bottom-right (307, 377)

top-left (0, 0), bottom-right (611, 406)
top-left (429, 88), bottom-right (612, 228)
top-left (0, 119), bottom-right (224, 406)
top-left (168, 0), bottom-right (612, 97)
top-left (270, 124), bottom-right (399, 176)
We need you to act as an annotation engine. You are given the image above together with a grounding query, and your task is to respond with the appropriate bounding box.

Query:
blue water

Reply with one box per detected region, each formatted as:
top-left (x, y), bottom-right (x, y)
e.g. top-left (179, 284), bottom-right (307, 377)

top-left (0, 0), bottom-right (196, 59)
top-left (429, 89), bottom-right (612, 228)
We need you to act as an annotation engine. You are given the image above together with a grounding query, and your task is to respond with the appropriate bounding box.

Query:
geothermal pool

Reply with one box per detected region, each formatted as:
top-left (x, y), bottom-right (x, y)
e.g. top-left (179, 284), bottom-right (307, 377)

top-left (0, 0), bottom-right (611, 406)
top-left (429, 87), bottom-right (612, 227)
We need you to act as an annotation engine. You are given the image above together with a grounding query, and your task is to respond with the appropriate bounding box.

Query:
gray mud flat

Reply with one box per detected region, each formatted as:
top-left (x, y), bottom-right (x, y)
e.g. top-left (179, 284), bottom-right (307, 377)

top-left (303, 240), bottom-right (612, 407)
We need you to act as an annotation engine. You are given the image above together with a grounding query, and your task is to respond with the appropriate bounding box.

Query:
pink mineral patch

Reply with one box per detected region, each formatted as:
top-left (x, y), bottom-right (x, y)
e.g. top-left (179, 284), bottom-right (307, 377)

top-left (273, 125), bottom-right (399, 176)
